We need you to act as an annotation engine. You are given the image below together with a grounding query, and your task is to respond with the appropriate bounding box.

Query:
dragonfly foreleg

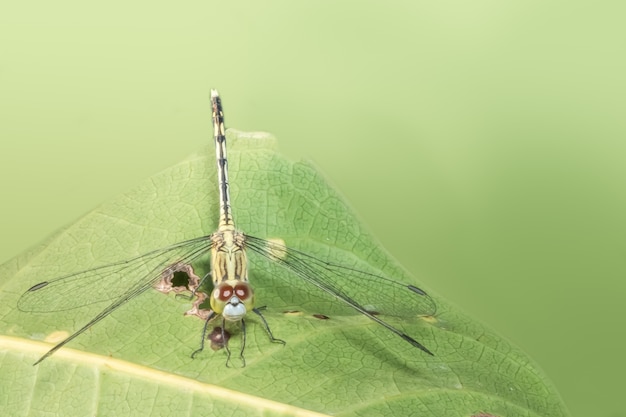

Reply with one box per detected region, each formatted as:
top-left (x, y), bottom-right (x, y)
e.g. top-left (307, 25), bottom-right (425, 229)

top-left (191, 310), bottom-right (217, 359)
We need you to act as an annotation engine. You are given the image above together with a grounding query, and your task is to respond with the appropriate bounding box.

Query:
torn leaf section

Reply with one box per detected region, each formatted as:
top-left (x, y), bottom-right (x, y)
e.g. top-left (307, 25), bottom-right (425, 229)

top-left (154, 263), bottom-right (215, 322)
top-left (185, 292), bottom-right (214, 321)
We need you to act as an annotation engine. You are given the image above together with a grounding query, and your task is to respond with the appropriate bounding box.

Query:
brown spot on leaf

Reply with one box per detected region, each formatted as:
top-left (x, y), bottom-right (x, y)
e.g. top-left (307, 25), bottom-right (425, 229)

top-left (208, 326), bottom-right (230, 351)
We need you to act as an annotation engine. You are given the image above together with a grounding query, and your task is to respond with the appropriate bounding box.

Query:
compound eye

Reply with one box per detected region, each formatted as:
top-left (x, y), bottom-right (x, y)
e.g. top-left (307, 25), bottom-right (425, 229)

top-left (210, 283), bottom-right (234, 314)
top-left (216, 284), bottom-right (234, 302)
top-left (234, 283), bottom-right (251, 301)
top-left (234, 282), bottom-right (255, 312)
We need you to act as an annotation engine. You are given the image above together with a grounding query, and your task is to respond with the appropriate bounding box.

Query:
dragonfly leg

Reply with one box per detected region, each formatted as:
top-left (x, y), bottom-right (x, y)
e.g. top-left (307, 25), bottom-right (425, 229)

top-left (223, 320), bottom-right (234, 368)
top-left (253, 307), bottom-right (286, 345)
top-left (238, 318), bottom-right (247, 368)
top-left (193, 271), bottom-right (213, 294)
top-left (191, 310), bottom-right (216, 359)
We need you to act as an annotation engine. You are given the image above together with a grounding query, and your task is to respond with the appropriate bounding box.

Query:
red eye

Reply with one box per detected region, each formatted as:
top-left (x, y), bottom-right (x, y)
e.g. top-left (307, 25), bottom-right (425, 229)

top-left (234, 283), bottom-right (250, 299)
top-left (217, 284), bottom-right (233, 301)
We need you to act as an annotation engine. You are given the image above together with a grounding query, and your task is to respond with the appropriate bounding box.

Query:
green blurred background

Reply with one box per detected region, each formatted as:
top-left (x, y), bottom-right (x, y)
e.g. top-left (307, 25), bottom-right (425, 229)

top-left (1, 1), bottom-right (624, 416)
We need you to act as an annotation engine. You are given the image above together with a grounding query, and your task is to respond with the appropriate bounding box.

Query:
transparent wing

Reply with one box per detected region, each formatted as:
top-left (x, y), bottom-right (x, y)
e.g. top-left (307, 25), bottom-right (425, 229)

top-left (17, 235), bottom-right (215, 313)
top-left (244, 235), bottom-right (436, 319)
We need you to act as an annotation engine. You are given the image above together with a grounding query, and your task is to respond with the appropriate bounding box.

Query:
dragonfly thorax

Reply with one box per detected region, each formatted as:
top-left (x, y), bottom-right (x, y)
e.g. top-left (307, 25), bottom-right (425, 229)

top-left (210, 281), bottom-right (255, 321)
top-left (210, 229), bottom-right (249, 282)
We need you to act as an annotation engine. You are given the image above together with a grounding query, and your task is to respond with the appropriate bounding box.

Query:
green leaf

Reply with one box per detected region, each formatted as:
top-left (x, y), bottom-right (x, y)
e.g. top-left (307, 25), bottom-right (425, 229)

top-left (0, 130), bottom-right (568, 417)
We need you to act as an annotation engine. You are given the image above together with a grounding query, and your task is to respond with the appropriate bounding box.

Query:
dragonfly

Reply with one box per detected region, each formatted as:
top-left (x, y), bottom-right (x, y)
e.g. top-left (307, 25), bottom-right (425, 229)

top-left (18, 90), bottom-right (436, 366)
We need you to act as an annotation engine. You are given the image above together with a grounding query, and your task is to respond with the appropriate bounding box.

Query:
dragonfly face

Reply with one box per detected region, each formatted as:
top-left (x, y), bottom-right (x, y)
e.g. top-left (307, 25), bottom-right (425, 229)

top-left (210, 281), bottom-right (255, 321)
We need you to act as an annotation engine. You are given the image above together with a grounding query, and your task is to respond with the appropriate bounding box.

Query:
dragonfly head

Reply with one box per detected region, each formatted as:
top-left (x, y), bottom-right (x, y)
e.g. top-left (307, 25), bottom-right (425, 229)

top-left (210, 281), bottom-right (255, 321)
